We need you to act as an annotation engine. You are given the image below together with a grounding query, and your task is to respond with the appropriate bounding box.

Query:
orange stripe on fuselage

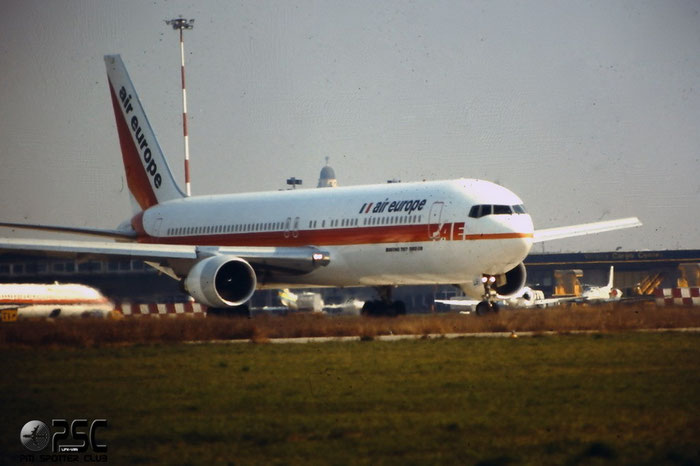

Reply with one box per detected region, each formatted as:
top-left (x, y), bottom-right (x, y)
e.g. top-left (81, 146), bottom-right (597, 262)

top-left (464, 233), bottom-right (533, 240)
top-left (137, 224), bottom-right (533, 247)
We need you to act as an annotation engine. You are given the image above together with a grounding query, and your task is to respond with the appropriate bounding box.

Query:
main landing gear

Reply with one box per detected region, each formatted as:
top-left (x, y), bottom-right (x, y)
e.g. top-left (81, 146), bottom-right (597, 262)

top-left (475, 275), bottom-right (500, 316)
top-left (362, 286), bottom-right (407, 317)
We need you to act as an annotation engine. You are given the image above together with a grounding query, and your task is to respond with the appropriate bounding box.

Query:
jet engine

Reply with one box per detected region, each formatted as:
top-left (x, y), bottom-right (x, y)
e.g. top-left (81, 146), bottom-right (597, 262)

top-left (184, 256), bottom-right (257, 308)
top-left (460, 262), bottom-right (527, 300)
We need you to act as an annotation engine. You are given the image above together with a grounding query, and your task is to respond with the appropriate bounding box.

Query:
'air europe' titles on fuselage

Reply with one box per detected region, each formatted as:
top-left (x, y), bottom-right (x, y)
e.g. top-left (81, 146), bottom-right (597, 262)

top-left (118, 86), bottom-right (162, 189)
top-left (359, 199), bottom-right (427, 215)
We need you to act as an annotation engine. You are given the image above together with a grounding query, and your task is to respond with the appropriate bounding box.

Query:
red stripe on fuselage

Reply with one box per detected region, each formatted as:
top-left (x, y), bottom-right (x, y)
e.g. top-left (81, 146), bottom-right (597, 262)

top-left (137, 224), bottom-right (533, 247)
top-left (108, 79), bottom-right (158, 210)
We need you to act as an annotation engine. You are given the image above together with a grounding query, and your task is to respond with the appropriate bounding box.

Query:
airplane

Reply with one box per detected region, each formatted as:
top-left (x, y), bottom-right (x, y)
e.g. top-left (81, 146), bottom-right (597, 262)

top-left (248, 289), bottom-right (363, 316)
top-left (323, 297), bottom-right (365, 316)
top-left (0, 282), bottom-right (115, 319)
top-left (277, 288), bottom-right (364, 315)
top-left (278, 288), bottom-right (324, 313)
top-left (578, 266), bottom-right (623, 302)
top-left (439, 266), bottom-right (624, 313)
top-left (435, 286), bottom-right (566, 314)
top-left (0, 54), bottom-right (642, 317)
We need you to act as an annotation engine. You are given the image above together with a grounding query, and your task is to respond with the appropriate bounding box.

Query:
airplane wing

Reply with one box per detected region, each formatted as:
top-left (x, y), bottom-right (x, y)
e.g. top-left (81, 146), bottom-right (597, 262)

top-left (533, 296), bottom-right (578, 306)
top-left (0, 238), bottom-right (330, 276)
top-left (0, 222), bottom-right (137, 239)
top-left (533, 217), bottom-right (641, 243)
top-left (434, 298), bottom-right (479, 308)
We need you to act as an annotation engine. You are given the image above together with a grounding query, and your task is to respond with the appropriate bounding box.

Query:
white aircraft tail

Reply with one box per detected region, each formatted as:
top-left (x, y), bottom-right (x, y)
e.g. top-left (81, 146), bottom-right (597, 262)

top-left (104, 55), bottom-right (184, 211)
top-left (606, 266), bottom-right (615, 289)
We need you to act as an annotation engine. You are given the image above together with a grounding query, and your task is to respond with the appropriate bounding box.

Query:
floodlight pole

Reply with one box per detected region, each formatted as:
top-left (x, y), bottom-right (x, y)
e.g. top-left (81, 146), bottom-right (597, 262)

top-left (165, 17), bottom-right (194, 196)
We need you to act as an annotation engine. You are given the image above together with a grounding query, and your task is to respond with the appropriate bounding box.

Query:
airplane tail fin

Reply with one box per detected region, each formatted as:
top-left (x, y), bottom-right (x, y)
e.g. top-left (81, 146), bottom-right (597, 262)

top-left (104, 55), bottom-right (184, 212)
top-left (607, 266), bottom-right (615, 289)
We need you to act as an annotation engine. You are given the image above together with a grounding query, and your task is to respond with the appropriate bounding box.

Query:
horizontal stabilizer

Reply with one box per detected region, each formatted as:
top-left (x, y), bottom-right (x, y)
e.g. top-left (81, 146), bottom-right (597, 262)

top-left (533, 217), bottom-right (642, 243)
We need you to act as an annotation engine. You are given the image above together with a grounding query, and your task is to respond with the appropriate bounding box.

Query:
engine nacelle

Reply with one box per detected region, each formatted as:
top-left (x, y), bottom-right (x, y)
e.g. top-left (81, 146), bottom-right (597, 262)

top-left (459, 262), bottom-right (527, 300)
top-left (494, 262), bottom-right (527, 297)
top-left (184, 256), bottom-right (257, 308)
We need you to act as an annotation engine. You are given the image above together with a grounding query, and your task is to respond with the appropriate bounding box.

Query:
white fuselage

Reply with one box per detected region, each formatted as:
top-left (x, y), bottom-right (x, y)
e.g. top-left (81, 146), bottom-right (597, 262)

top-left (134, 179), bottom-right (534, 289)
top-left (0, 283), bottom-right (114, 318)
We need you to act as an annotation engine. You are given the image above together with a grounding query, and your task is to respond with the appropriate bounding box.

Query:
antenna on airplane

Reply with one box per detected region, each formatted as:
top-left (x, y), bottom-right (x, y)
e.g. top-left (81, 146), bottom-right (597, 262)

top-left (165, 16), bottom-right (195, 196)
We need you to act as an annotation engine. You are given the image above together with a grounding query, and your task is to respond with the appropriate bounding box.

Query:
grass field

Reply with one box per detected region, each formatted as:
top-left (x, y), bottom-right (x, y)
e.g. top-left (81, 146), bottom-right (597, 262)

top-left (1, 332), bottom-right (698, 465)
top-left (1, 304), bottom-right (699, 347)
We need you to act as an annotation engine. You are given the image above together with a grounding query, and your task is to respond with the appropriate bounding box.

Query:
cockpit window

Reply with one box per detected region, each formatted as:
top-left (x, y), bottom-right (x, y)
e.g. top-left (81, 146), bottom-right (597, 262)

top-left (469, 205), bottom-right (490, 218)
top-left (493, 205), bottom-right (512, 215)
top-left (469, 204), bottom-right (528, 218)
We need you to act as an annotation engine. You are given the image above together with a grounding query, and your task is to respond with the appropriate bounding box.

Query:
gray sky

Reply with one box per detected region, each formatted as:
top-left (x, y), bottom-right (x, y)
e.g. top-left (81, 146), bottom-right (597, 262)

top-left (1, 0), bottom-right (698, 252)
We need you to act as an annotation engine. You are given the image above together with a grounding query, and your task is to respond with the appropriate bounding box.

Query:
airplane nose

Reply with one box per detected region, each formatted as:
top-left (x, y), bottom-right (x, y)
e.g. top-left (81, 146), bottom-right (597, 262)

top-left (465, 210), bottom-right (534, 272)
top-left (498, 213), bottom-right (534, 263)
top-left (516, 214), bottom-right (535, 256)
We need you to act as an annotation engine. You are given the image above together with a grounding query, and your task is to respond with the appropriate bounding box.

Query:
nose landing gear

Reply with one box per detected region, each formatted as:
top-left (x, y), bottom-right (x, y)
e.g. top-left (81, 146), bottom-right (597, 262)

top-left (476, 275), bottom-right (500, 316)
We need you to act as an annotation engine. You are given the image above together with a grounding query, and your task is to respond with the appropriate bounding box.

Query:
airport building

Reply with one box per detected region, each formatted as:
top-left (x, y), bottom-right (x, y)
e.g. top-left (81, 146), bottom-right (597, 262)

top-left (525, 250), bottom-right (700, 296)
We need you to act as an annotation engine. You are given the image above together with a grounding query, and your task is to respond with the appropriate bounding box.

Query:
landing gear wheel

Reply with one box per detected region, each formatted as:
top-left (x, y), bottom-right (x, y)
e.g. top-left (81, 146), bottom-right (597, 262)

top-left (361, 299), bottom-right (406, 317)
top-left (361, 300), bottom-right (380, 316)
top-left (362, 287), bottom-right (406, 317)
top-left (475, 301), bottom-right (491, 316)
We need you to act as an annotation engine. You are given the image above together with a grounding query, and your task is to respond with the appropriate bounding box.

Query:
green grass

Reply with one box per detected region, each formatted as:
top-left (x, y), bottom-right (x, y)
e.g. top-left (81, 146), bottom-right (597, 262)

top-left (1, 333), bottom-right (699, 465)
